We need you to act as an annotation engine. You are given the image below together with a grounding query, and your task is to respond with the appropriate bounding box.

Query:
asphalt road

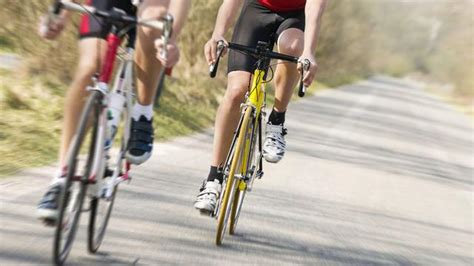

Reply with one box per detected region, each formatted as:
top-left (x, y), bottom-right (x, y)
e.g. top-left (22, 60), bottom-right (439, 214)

top-left (1, 76), bottom-right (472, 265)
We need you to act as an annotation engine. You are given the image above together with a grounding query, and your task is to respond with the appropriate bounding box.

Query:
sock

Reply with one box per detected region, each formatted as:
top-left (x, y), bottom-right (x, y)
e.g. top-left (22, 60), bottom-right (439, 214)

top-left (207, 165), bottom-right (223, 184)
top-left (268, 108), bottom-right (286, 125)
top-left (132, 103), bottom-right (153, 120)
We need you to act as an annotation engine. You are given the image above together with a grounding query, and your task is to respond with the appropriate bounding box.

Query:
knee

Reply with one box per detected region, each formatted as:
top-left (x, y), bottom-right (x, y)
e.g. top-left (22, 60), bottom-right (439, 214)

top-left (74, 60), bottom-right (98, 82)
top-left (223, 84), bottom-right (247, 108)
top-left (137, 5), bottom-right (167, 39)
top-left (278, 33), bottom-right (304, 57)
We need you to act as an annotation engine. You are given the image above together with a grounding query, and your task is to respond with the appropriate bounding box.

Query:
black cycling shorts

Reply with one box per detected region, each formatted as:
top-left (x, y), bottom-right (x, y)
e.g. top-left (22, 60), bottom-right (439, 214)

top-left (228, 0), bottom-right (305, 74)
top-left (79, 0), bottom-right (136, 39)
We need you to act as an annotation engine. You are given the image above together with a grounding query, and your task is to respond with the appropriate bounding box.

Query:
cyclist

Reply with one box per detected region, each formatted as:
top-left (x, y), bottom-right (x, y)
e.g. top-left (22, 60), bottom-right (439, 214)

top-left (36, 0), bottom-right (191, 223)
top-left (194, 0), bottom-right (327, 213)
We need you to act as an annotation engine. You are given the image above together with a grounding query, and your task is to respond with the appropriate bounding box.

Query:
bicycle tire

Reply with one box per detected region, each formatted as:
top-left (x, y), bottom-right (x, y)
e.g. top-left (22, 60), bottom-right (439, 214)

top-left (216, 107), bottom-right (253, 245)
top-left (88, 56), bottom-right (135, 253)
top-left (229, 114), bottom-right (258, 235)
top-left (88, 185), bottom-right (117, 253)
top-left (229, 184), bottom-right (246, 235)
top-left (53, 91), bottom-right (101, 265)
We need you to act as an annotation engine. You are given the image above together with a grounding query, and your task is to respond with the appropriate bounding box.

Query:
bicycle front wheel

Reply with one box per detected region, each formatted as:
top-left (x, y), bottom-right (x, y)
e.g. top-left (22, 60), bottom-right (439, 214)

top-left (216, 107), bottom-right (253, 245)
top-left (229, 112), bottom-right (258, 235)
top-left (54, 91), bottom-right (102, 265)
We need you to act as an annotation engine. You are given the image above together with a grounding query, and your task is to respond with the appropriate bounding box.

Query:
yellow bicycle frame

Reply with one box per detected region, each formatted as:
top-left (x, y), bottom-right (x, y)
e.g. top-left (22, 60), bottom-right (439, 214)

top-left (238, 68), bottom-right (266, 190)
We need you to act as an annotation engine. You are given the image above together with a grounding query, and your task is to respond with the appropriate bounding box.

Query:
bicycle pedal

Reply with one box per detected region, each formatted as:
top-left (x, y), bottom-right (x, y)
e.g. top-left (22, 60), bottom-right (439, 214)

top-left (257, 171), bottom-right (264, 179)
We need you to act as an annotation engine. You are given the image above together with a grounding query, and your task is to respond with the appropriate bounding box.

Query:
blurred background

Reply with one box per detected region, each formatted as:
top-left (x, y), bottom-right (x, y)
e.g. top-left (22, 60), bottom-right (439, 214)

top-left (0, 0), bottom-right (472, 175)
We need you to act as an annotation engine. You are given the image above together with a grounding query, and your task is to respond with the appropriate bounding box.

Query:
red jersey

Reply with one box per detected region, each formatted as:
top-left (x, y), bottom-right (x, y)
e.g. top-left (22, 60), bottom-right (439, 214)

top-left (258, 0), bottom-right (306, 12)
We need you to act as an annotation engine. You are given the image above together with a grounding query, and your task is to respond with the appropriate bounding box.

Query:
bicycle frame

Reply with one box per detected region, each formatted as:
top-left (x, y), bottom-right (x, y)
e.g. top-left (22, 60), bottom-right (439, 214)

top-left (238, 68), bottom-right (266, 183)
top-left (86, 29), bottom-right (129, 188)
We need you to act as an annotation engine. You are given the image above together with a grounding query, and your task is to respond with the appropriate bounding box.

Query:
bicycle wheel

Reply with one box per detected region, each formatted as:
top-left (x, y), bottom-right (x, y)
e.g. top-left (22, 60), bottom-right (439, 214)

top-left (88, 183), bottom-right (117, 253)
top-left (229, 114), bottom-right (257, 235)
top-left (54, 91), bottom-right (102, 265)
top-left (229, 183), bottom-right (246, 235)
top-left (88, 84), bottom-right (130, 253)
top-left (216, 107), bottom-right (253, 245)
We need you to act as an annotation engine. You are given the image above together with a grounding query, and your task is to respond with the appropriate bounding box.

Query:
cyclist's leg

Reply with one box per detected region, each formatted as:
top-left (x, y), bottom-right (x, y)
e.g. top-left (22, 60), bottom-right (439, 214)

top-left (135, 0), bottom-right (167, 105)
top-left (126, 0), bottom-right (168, 165)
top-left (263, 11), bottom-right (305, 163)
top-left (273, 28), bottom-right (304, 112)
top-left (59, 39), bottom-right (107, 167)
top-left (211, 72), bottom-right (251, 167)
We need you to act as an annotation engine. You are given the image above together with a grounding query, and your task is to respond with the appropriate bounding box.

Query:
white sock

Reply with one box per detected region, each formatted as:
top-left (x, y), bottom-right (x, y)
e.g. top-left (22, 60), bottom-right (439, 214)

top-left (132, 103), bottom-right (153, 120)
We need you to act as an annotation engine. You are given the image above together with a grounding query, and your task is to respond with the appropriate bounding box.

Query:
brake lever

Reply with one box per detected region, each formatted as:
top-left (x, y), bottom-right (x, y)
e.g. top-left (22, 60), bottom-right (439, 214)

top-left (209, 40), bottom-right (226, 78)
top-left (298, 59), bottom-right (310, 97)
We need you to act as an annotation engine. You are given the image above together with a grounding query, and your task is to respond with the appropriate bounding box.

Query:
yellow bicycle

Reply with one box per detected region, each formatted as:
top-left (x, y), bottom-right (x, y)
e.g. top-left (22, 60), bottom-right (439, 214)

top-left (209, 41), bottom-right (310, 245)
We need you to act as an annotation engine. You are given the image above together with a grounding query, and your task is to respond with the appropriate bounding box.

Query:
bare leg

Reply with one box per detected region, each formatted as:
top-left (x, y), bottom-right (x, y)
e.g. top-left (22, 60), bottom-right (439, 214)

top-left (273, 28), bottom-right (304, 112)
top-left (135, 0), bottom-right (169, 105)
top-left (59, 38), bottom-right (107, 166)
top-left (211, 71), bottom-right (251, 167)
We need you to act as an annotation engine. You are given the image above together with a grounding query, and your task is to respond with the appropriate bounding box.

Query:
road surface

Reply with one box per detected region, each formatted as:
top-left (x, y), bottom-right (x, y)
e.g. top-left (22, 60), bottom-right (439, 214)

top-left (1, 76), bottom-right (472, 265)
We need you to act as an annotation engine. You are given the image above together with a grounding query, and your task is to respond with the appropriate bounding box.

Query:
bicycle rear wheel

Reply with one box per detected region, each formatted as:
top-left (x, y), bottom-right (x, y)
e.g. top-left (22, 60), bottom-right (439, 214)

top-left (216, 107), bottom-right (253, 245)
top-left (229, 183), bottom-right (246, 235)
top-left (87, 104), bottom-right (128, 253)
top-left (54, 91), bottom-right (102, 265)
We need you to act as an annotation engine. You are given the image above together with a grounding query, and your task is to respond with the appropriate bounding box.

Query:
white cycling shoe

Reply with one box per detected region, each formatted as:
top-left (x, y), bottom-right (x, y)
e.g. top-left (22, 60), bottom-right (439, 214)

top-left (263, 123), bottom-right (287, 163)
top-left (194, 180), bottom-right (221, 214)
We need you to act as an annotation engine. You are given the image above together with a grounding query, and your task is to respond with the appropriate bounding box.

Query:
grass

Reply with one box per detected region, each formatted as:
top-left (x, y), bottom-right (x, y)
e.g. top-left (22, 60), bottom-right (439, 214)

top-left (0, 68), bottom-right (225, 177)
top-left (0, 36), bottom-right (15, 53)
top-left (0, 72), bottom-right (63, 176)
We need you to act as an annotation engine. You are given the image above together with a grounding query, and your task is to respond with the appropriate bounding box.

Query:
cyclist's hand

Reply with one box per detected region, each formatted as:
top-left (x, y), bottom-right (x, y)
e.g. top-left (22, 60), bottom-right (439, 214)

top-left (38, 15), bottom-right (67, 40)
top-left (204, 36), bottom-right (227, 65)
top-left (155, 39), bottom-right (180, 68)
top-left (298, 53), bottom-right (319, 87)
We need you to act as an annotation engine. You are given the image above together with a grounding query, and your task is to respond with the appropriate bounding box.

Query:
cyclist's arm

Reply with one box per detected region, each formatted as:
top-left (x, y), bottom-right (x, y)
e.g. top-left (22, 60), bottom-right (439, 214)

top-left (300, 0), bottom-right (327, 86)
top-left (204, 0), bottom-right (243, 64)
top-left (302, 0), bottom-right (327, 55)
top-left (168, 0), bottom-right (191, 42)
top-left (212, 0), bottom-right (244, 37)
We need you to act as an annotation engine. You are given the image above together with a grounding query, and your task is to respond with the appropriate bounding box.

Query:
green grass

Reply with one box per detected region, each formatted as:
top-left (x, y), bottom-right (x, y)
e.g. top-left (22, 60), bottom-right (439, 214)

top-left (0, 74), bottom-right (63, 176)
top-left (0, 71), bottom-right (224, 176)
top-left (0, 36), bottom-right (15, 53)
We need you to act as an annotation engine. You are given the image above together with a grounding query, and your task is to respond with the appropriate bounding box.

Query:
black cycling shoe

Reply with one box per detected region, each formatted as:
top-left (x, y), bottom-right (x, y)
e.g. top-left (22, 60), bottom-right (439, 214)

top-left (125, 115), bottom-right (154, 165)
top-left (36, 183), bottom-right (64, 225)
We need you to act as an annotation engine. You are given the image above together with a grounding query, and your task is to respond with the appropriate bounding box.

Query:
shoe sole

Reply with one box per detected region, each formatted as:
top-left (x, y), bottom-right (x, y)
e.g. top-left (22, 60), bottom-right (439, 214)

top-left (125, 151), bottom-right (152, 165)
top-left (263, 153), bottom-right (282, 163)
top-left (37, 208), bottom-right (59, 222)
top-left (194, 202), bottom-right (214, 215)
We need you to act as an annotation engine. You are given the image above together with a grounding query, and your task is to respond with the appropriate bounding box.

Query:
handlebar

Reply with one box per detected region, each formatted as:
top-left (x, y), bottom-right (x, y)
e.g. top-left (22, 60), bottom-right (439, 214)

top-left (48, 1), bottom-right (169, 31)
top-left (209, 41), bottom-right (311, 97)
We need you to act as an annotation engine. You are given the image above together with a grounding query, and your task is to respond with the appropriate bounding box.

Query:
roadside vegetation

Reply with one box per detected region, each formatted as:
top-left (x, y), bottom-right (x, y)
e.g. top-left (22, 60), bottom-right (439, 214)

top-left (0, 0), bottom-right (472, 175)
